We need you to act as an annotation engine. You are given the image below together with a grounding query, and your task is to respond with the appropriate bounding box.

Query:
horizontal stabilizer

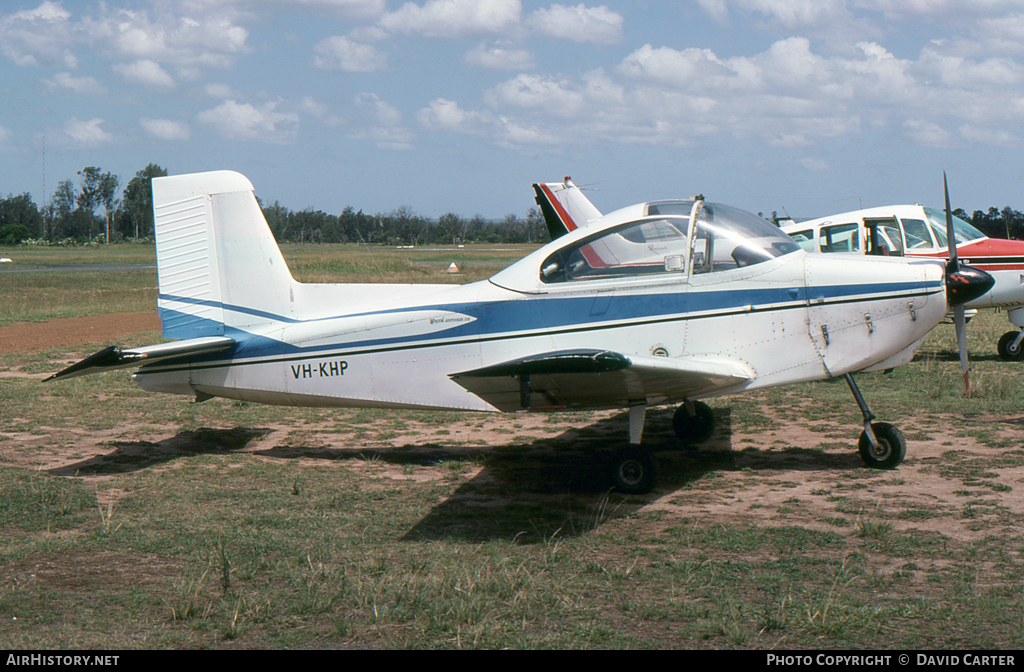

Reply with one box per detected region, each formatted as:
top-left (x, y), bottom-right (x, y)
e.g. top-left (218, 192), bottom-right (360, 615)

top-left (451, 349), bottom-right (753, 412)
top-left (45, 336), bottom-right (235, 382)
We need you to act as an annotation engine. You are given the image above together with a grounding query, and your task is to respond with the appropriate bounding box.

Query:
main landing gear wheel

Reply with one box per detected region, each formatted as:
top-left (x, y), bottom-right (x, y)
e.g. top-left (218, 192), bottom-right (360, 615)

top-left (998, 331), bottom-right (1024, 361)
top-left (609, 447), bottom-right (658, 495)
top-left (672, 401), bottom-right (715, 446)
top-left (858, 422), bottom-right (906, 470)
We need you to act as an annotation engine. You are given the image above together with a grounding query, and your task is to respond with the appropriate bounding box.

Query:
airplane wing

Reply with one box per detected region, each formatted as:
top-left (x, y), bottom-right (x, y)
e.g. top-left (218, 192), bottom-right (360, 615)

top-left (450, 349), bottom-right (753, 412)
top-left (45, 336), bottom-right (236, 382)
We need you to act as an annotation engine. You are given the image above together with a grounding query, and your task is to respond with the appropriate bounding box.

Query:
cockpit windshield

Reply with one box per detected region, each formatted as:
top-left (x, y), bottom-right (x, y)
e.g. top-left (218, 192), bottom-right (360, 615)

top-left (923, 207), bottom-right (986, 248)
top-left (689, 203), bottom-right (800, 274)
top-left (539, 201), bottom-right (799, 283)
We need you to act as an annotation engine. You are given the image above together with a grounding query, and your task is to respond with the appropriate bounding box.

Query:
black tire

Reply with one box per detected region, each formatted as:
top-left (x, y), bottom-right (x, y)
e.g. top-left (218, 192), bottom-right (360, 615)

top-left (858, 422), bottom-right (906, 469)
top-left (609, 447), bottom-right (658, 495)
top-left (998, 331), bottom-right (1024, 361)
top-left (673, 401), bottom-right (715, 445)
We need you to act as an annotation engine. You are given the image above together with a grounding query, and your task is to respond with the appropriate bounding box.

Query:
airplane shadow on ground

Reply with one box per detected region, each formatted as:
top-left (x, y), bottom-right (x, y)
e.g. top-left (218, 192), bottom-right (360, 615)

top-left (48, 408), bottom-right (867, 543)
top-left (47, 427), bottom-right (274, 478)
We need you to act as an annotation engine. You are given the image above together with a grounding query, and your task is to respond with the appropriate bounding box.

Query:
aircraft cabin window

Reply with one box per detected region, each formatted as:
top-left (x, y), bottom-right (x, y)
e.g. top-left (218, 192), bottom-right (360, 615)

top-left (691, 203), bottom-right (799, 274)
top-left (923, 208), bottom-right (986, 248)
top-left (540, 217), bottom-right (689, 283)
top-left (789, 230), bottom-right (815, 252)
top-left (865, 218), bottom-right (903, 256)
top-left (819, 223), bottom-right (859, 253)
top-left (900, 218), bottom-right (935, 250)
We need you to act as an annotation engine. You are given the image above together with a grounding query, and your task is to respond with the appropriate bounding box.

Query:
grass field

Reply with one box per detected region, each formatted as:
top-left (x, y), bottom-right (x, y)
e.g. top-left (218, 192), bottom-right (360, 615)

top-left (1, 243), bottom-right (1023, 649)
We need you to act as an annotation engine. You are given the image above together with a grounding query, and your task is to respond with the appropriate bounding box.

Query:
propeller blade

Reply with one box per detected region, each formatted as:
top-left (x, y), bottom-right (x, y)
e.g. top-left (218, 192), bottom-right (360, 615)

top-left (944, 170), bottom-right (957, 268)
top-left (954, 305), bottom-right (971, 397)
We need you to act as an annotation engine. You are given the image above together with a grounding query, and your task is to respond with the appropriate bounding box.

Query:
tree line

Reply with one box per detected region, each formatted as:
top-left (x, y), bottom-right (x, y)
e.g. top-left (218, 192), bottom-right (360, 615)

top-left (0, 163), bottom-right (550, 247)
top-left (4, 164), bottom-right (1024, 247)
top-left (954, 207), bottom-right (1024, 241)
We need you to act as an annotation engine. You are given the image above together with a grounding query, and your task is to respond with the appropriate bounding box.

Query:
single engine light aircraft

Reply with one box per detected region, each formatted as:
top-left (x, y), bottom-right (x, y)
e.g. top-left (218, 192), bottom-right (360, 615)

top-left (47, 171), bottom-right (993, 494)
top-left (781, 181), bottom-right (1024, 363)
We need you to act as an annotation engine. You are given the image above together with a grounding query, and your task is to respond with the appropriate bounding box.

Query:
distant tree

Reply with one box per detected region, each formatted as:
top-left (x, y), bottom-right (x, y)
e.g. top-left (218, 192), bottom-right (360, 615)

top-left (260, 199), bottom-right (291, 242)
top-left (0, 193), bottom-right (43, 240)
top-left (99, 172), bottom-right (120, 240)
top-left (383, 206), bottom-right (427, 245)
top-left (120, 163), bottom-right (167, 239)
top-left (49, 179), bottom-right (81, 240)
top-left (526, 206), bottom-right (547, 243)
top-left (76, 167), bottom-right (119, 240)
top-left (291, 208), bottom-right (335, 243)
top-left (436, 212), bottom-right (463, 245)
top-left (0, 223), bottom-right (30, 245)
top-left (76, 167), bottom-right (102, 234)
top-left (337, 206), bottom-right (377, 243)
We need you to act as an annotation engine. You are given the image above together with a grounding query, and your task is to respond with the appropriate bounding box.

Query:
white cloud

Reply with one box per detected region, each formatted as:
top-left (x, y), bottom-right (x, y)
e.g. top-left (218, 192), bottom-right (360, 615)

top-left (696, 0), bottom-right (850, 28)
top-left (250, 0), bottom-right (386, 18)
top-left (100, 8), bottom-right (250, 73)
top-left (64, 117), bottom-right (113, 147)
top-left (113, 59), bottom-right (176, 88)
top-left (205, 82), bottom-right (243, 99)
top-left (140, 118), bottom-right (191, 141)
top-left (463, 42), bottom-right (534, 70)
top-left (417, 98), bottom-right (493, 133)
top-left (416, 97), bottom-right (556, 148)
top-left (44, 72), bottom-right (105, 95)
top-left (379, 0), bottom-right (522, 38)
top-left (313, 35), bottom-right (387, 72)
top-left (300, 96), bottom-right (343, 126)
top-left (904, 119), bottom-right (953, 147)
top-left (617, 44), bottom-right (734, 90)
top-left (527, 4), bottom-right (623, 45)
top-left (197, 100), bottom-right (299, 144)
top-left (0, 1), bottom-right (78, 67)
top-left (959, 124), bottom-right (1020, 147)
top-left (798, 157), bottom-right (831, 171)
top-left (351, 93), bottom-right (414, 150)
top-left (485, 74), bottom-right (586, 117)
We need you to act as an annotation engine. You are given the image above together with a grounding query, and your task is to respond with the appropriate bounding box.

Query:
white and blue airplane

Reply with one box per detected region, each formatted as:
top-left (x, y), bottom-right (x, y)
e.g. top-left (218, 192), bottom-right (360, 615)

top-left (47, 170), bottom-right (993, 494)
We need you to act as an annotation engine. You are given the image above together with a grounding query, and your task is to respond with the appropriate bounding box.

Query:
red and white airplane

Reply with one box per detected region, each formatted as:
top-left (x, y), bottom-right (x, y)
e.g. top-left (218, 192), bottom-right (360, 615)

top-left (781, 202), bottom-right (1024, 361)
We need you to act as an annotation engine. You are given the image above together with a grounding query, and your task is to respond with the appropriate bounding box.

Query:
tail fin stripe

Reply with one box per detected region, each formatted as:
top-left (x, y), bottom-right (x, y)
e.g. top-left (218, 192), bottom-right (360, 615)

top-left (539, 183), bottom-right (580, 232)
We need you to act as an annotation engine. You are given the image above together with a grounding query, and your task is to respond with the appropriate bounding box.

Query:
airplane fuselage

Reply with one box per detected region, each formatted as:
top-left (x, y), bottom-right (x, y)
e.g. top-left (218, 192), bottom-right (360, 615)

top-left (135, 250), bottom-right (946, 413)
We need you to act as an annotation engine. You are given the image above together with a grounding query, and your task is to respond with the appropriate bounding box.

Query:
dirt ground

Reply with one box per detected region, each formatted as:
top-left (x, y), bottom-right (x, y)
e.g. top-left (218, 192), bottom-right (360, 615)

top-left (0, 312), bottom-right (161, 354)
top-left (3, 312), bottom-right (1024, 549)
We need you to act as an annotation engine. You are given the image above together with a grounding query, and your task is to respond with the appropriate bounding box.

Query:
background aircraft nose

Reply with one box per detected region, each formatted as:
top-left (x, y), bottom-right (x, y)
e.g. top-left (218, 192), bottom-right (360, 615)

top-left (946, 263), bottom-right (994, 307)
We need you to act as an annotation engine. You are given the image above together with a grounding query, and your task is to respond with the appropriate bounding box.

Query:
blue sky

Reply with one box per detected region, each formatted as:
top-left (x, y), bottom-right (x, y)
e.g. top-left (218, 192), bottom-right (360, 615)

top-left (2, 0), bottom-right (1024, 221)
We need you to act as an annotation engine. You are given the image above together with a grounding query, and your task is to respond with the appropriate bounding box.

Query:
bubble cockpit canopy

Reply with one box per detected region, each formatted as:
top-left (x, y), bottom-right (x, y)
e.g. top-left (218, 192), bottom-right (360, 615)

top-left (537, 200), bottom-right (800, 284)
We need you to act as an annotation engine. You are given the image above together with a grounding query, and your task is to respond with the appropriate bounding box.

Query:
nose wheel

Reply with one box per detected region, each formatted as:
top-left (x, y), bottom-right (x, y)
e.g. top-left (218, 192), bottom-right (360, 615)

top-left (998, 330), bottom-right (1024, 361)
top-left (846, 374), bottom-right (906, 469)
top-left (858, 422), bottom-right (906, 469)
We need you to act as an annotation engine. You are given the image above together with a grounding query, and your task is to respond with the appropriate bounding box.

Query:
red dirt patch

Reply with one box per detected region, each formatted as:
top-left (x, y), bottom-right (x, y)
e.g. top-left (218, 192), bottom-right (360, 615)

top-left (0, 312), bottom-right (161, 353)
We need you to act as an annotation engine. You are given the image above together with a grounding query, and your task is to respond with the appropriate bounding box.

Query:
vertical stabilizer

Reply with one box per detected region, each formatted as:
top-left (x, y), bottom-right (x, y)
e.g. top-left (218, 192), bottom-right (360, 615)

top-left (532, 177), bottom-right (603, 240)
top-left (152, 171), bottom-right (295, 339)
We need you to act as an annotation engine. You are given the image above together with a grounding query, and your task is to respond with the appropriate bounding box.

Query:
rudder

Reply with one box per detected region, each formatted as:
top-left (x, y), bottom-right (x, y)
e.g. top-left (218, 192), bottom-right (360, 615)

top-left (152, 170), bottom-right (295, 339)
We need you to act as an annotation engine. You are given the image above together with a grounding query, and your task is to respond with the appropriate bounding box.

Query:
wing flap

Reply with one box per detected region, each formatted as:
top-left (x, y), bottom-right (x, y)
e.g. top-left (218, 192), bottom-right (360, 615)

top-left (451, 350), bottom-right (753, 412)
top-left (45, 336), bottom-right (235, 382)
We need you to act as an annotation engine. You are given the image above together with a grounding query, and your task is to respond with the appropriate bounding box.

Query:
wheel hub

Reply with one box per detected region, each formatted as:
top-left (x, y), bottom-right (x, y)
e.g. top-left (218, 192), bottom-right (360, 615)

top-left (617, 460), bottom-right (645, 486)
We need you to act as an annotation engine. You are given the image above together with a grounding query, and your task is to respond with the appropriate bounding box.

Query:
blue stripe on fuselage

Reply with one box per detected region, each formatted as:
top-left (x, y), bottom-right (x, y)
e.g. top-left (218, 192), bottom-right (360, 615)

top-left (147, 279), bottom-right (940, 370)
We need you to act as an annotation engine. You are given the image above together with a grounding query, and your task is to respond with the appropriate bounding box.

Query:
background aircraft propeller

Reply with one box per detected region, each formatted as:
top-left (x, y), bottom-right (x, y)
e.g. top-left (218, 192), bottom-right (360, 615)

top-left (943, 172), bottom-right (996, 397)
